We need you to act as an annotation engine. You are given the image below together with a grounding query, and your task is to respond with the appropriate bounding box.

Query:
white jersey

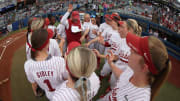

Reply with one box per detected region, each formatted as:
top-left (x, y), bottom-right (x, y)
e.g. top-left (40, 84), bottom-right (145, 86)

top-left (102, 27), bottom-right (130, 64)
top-left (115, 38), bottom-right (131, 64)
top-left (98, 22), bottom-right (111, 33)
top-left (89, 24), bottom-right (99, 39)
top-left (99, 66), bottom-right (151, 101)
top-left (82, 22), bottom-right (92, 32)
top-left (102, 27), bottom-right (120, 55)
top-left (52, 72), bottom-right (100, 101)
top-left (24, 56), bottom-right (67, 100)
top-left (49, 39), bottom-right (61, 57)
top-left (57, 23), bottom-right (66, 38)
top-left (26, 33), bottom-right (32, 60)
top-left (26, 35), bottom-right (61, 60)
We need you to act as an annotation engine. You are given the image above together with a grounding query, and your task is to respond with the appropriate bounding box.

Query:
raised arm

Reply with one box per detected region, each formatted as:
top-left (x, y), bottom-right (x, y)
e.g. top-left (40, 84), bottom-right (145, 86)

top-left (60, 4), bottom-right (73, 29)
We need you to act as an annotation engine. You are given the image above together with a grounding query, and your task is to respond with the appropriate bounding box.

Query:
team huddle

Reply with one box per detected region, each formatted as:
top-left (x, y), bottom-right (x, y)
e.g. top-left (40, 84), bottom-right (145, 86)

top-left (24, 4), bottom-right (171, 101)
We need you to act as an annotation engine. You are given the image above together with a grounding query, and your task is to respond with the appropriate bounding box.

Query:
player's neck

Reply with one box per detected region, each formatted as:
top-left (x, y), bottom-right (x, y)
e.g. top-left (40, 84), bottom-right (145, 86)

top-left (35, 51), bottom-right (49, 61)
top-left (130, 73), bottom-right (149, 88)
top-left (67, 76), bottom-right (75, 89)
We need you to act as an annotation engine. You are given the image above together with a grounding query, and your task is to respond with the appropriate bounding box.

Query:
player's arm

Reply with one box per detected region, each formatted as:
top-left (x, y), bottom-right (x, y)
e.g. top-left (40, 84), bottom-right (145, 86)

top-left (93, 49), bottom-right (106, 58)
top-left (54, 40), bottom-right (62, 57)
top-left (85, 36), bottom-right (99, 47)
top-left (32, 82), bottom-right (38, 96)
top-left (60, 4), bottom-right (73, 29)
top-left (59, 38), bottom-right (65, 56)
top-left (80, 28), bottom-right (90, 42)
top-left (107, 50), bottom-right (123, 78)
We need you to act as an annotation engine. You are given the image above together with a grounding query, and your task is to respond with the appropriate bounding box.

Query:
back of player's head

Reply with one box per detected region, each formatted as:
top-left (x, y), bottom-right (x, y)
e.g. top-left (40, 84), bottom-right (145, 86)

top-left (126, 19), bottom-right (142, 36)
top-left (148, 36), bottom-right (171, 101)
top-left (67, 46), bottom-right (97, 101)
top-left (49, 16), bottom-right (56, 25)
top-left (31, 18), bottom-right (45, 31)
top-left (67, 47), bottom-right (97, 78)
top-left (31, 29), bottom-right (49, 59)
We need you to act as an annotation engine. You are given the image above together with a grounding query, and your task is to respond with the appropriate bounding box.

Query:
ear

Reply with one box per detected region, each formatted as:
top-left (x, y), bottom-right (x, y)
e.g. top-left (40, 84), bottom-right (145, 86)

top-left (129, 28), bottom-right (134, 34)
top-left (141, 64), bottom-right (149, 73)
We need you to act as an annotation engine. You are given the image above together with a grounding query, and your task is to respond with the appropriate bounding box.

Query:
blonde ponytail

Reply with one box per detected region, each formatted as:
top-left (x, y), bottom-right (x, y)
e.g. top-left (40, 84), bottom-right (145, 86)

top-left (137, 26), bottom-right (142, 36)
top-left (67, 47), bottom-right (97, 101)
top-left (126, 19), bottom-right (142, 36)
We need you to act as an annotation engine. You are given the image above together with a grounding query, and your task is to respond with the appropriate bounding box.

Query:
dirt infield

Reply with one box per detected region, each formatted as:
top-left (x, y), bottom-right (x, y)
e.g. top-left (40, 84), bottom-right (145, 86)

top-left (0, 30), bottom-right (26, 101)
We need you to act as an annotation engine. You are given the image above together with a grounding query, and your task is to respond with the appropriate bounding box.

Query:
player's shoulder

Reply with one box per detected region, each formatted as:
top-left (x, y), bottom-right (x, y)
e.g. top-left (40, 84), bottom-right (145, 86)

top-left (52, 81), bottom-right (78, 101)
top-left (49, 39), bottom-right (59, 46)
top-left (100, 22), bottom-right (106, 26)
top-left (57, 23), bottom-right (65, 28)
top-left (88, 72), bottom-right (100, 95)
top-left (51, 56), bottom-right (65, 63)
top-left (130, 88), bottom-right (151, 101)
top-left (50, 39), bottom-right (57, 43)
top-left (24, 59), bottom-right (34, 70)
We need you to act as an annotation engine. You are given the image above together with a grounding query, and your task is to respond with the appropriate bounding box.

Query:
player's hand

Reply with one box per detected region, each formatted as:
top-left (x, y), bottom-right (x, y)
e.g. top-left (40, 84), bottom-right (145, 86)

top-left (98, 36), bottom-right (105, 45)
top-left (92, 49), bottom-right (101, 57)
top-left (92, 29), bottom-right (97, 35)
top-left (85, 42), bottom-right (90, 48)
top-left (106, 50), bottom-right (115, 66)
top-left (68, 4), bottom-right (73, 12)
top-left (80, 37), bottom-right (84, 43)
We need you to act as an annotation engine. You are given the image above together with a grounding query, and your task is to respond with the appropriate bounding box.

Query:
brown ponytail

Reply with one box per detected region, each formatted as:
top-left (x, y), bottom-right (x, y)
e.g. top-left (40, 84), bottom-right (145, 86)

top-left (31, 29), bottom-right (49, 60)
top-left (148, 36), bottom-right (171, 101)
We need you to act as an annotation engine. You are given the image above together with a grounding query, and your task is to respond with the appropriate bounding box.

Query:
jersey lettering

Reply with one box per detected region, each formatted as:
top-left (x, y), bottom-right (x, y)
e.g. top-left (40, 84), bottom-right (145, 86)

top-left (36, 71), bottom-right (54, 78)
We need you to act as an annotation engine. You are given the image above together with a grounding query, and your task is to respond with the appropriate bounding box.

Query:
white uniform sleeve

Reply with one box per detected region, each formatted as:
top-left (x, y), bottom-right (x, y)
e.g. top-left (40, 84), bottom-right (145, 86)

top-left (24, 61), bottom-right (35, 83)
top-left (26, 43), bottom-right (31, 60)
top-left (61, 12), bottom-right (70, 29)
top-left (53, 40), bottom-right (62, 56)
top-left (98, 24), bottom-right (104, 33)
top-left (88, 72), bottom-right (100, 100)
top-left (57, 24), bottom-right (66, 38)
top-left (60, 58), bottom-right (68, 80)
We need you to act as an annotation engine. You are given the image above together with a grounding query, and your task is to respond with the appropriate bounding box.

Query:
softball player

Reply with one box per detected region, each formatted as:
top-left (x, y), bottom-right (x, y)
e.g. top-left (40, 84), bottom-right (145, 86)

top-left (61, 4), bottom-right (83, 45)
top-left (52, 42), bottom-right (100, 101)
top-left (81, 16), bottom-right (99, 49)
top-left (109, 19), bottom-right (143, 89)
top-left (26, 18), bottom-right (61, 60)
top-left (82, 13), bottom-right (92, 32)
top-left (93, 13), bottom-right (121, 78)
top-left (98, 32), bottom-right (171, 101)
top-left (86, 14), bottom-right (112, 54)
top-left (24, 29), bottom-right (67, 100)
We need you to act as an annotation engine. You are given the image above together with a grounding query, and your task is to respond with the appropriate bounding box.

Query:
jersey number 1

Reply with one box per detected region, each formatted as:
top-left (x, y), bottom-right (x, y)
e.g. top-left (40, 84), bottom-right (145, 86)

top-left (44, 79), bottom-right (55, 92)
